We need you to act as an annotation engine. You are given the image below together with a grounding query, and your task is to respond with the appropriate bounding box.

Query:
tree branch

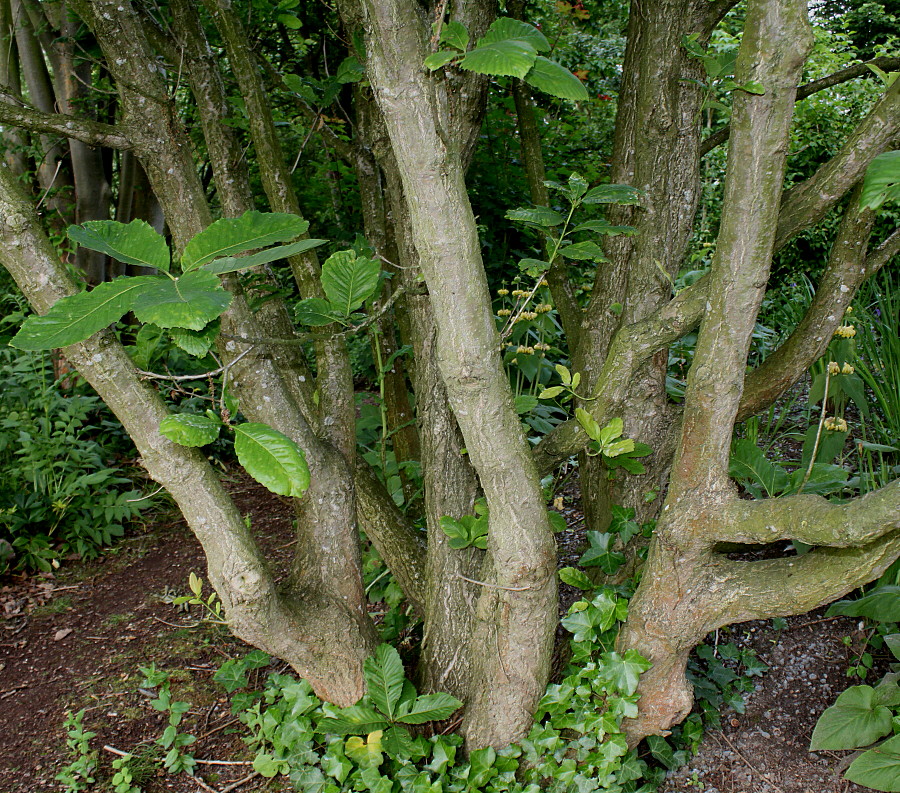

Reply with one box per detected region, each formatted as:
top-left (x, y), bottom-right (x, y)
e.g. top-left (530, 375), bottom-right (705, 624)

top-left (700, 57), bottom-right (900, 156)
top-left (775, 76), bottom-right (900, 250)
top-left (718, 478), bottom-right (900, 547)
top-left (718, 530), bottom-right (900, 625)
top-left (0, 92), bottom-right (132, 149)
top-left (737, 185), bottom-right (875, 421)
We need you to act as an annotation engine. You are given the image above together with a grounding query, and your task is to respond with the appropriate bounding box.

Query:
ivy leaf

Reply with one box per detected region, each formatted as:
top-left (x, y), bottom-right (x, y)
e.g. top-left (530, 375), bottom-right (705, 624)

top-left (582, 184), bottom-right (644, 205)
top-left (810, 685), bottom-right (892, 750)
top-left (181, 211), bottom-right (309, 271)
top-left (344, 731), bottom-right (384, 768)
top-left (860, 150), bottom-right (900, 211)
top-left (321, 251), bottom-right (381, 316)
top-left (395, 693), bottom-right (462, 725)
top-left (159, 413), bottom-right (223, 447)
top-left (458, 39), bottom-right (537, 79)
top-left (364, 644), bottom-right (406, 721)
top-left (68, 219), bottom-right (170, 272)
top-left (295, 297), bottom-right (341, 326)
top-left (524, 56), bottom-right (589, 101)
top-left (233, 423), bottom-right (310, 497)
top-left (203, 238), bottom-right (327, 275)
top-left (846, 734), bottom-right (900, 791)
top-left (579, 531), bottom-right (626, 575)
top-left (133, 270), bottom-right (232, 330)
top-left (560, 241), bottom-right (607, 261)
top-left (10, 276), bottom-right (159, 350)
top-left (479, 17), bottom-right (549, 52)
top-left (599, 650), bottom-right (652, 696)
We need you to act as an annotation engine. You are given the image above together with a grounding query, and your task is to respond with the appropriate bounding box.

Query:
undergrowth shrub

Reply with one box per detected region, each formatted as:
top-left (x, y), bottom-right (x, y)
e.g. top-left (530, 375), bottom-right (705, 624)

top-left (0, 346), bottom-right (150, 572)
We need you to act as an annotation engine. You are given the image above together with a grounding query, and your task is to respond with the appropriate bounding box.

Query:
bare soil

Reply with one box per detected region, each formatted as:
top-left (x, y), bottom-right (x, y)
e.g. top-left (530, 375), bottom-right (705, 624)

top-left (0, 475), bottom-right (879, 793)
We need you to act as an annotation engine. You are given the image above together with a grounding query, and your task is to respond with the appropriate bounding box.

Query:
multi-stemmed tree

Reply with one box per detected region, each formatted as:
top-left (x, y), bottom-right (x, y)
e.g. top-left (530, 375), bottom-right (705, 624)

top-left (0, 0), bottom-right (897, 749)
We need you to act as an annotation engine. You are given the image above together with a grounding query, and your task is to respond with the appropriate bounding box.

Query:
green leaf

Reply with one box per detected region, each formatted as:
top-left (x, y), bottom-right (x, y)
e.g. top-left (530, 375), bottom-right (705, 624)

top-left (559, 566), bottom-right (593, 590)
top-left (439, 516), bottom-right (471, 549)
top-left (582, 184), bottom-right (644, 205)
top-left (524, 56), bottom-right (588, 101)
top-left (846, 734), bottom-right (900, 792)
top-left (599, 417), bottom-right (624, 444)
top-left (345, 731), bottom-right (384, 768)
top-left (213, 660), bottom-right (249, 693)
top-left (505, 206), bottom-right (565, 227)
top-left (518, 257), bottom-right (551, 275)
top-left (570, 219), bottom-right (636, 236)
top-left (600, 649), bottom-right (652, 696)
top-left (861, 151), bottom-right (900, 211)
top-left (321, 251), bottom-right (381, 316)
top-left (133, 269), bottom-right (232, 330)
top-left (539, 386), bottom-right (565, 399)
top-left (203, 238), bottom-right (327, 275)
top-left (514, 394), bottom-right (539, 414)
top-left (576, 408), bottom-right (603, 442)
top-left (810, 685), bottom-right (892, 750)
top-left (787, 463), bottom-right (849, 496)
top-left (547, 512), bottom-right (567, 533)
top-left (233, 422), bottom-right (310, 497)
top-left (560, 240), bottom-right (608, 261)
top-left (181, 211), bottom-right (309, 271)
top-left (10, 276), bottom-right (158, 350)
top-left (479, 18), bottom-right (549, 52)
top-left (318, 706), bottom-right (389, 736)
top-left (159, 413), bottom-right (223, 447)
top-left (440, 20), bottom-right (469, 51)
top-left (729, 438), bottom-right (789, 496)
top-left (68, 219), bottom-right (170, 272)
top-left (336, 56), bottom-right (365, 83)
top-left (423, 50), bottom-right (460, 71)
top-left (827, 586), bottom-right (900, 623)
top-left (555, 364), bottom-right (572, 385)
top-left (579, 531), bottom-right (626, 575)
top-left (365, 644), bottom-right (405, 721)
top-left (458, 39), bottom-right (537, 79)
top-left (739, 80), bottom-right (765, 94)
top-left (396, 693), bottom-right (462, 725)
top-left (278, 12), bottom-right (302, 28)
top-left (168, 322), bottom-right (219, 358)
top-left (295, 297), bottom-right (341, 326)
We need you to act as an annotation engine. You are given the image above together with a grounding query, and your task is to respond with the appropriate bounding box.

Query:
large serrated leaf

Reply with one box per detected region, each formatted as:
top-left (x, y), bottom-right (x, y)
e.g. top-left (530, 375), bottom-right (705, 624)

top-left (524, 56), bottom-right (588, 101)
top-left (295, 297), bottom-right (340, 326)
top-left (560, 240), bottom-right (607, 261)
top-left (68, 219), bottom-right (170, 271)
top-left (168, 322), bottom-right (219, 357)
top-left (321, 251), bottom-right (381, 316)
top-left (571, 219), bottom-right (636, 236)
top-left (395, 693), bottom-right (462, 725)
top-left (810, 685), bottom-right (892, 750)
top-left (133, 270), bottom-right (232, 330)
top-left (181, 211), bottom-right (309, 271)
top-left (233, 423), bottom-right (310, 497)
top-left (159, 413), bottom-right (223, 447)
top-left (424, 50), bottom-right (460, 71)
top-left (846, 734), bottom-right (900, 791)
top-left (364, 644), bottom-right (405, 721)
top-left (583, 184), bottom-right (644, 205)
top-left (440, 20), bottom-right (469, 51)
top-left (860, 150), bottom-right (900, 211)
top-left (317, 706), bottom-right (389, 736)
top-left (203, 238), bottom-right (327, 275)
top-left (479, 17), bottom-right (549, 52)
top-left (10, 276), bottom-right (159, 350)
top-left (458, 39), bottom-right (537, 79)
top-left (505, 206), bottom-right (565, 227)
